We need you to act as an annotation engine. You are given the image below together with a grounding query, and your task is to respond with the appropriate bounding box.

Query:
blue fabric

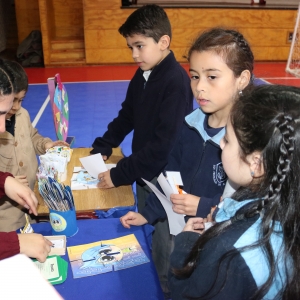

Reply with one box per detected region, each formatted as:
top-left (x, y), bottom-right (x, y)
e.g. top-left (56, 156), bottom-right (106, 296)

top-left (32, 219), bottom-right (163, 300)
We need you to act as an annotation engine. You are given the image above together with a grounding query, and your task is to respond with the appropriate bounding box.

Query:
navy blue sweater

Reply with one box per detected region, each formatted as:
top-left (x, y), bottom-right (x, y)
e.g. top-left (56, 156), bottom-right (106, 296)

top-left (91, 51), bottom-right (193, 186)
top-left (169, 198), bottom-right (287, 299)
top-left (141, 108), bottom-right (227, 224)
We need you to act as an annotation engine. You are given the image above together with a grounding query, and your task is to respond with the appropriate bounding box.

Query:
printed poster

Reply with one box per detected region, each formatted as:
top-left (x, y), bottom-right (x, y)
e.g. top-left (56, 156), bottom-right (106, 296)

top-left (67, 234), bottom-right (150, 279)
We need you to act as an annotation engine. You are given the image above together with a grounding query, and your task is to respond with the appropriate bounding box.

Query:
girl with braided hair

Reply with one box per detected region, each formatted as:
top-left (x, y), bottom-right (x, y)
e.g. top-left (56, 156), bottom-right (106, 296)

top-left (120, 27), bottom-right (253, 298)
top-left (169, 84), bottom-right (300, 299)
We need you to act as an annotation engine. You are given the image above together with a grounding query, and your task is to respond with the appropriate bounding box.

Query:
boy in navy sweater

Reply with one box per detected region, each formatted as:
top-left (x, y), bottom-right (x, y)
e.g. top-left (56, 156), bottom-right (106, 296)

top-left (91, 5), bottom-right (193, 210)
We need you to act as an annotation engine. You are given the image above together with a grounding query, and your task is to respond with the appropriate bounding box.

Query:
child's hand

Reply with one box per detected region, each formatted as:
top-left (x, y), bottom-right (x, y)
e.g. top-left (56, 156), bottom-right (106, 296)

top-left (97, 170), bottom-right (115, 189)
top-left (171, 193), bottom-right (200, 216)
top-left (183, 217), bottom-right (205, 233)
top-left (44, 140), bottom-right (69, 150)
top-left (102, 155), bottom-right (108, 161)
top-left (4, 176), bottom-right (38, 215)
top-left (120, 212), bottom-right (148, 228)
top-left (15, 175), bottom-right (29, 186)
top-left (18, 233), bottom-right (52, 262)
top-left (205, 206), bottom-right (217, 223)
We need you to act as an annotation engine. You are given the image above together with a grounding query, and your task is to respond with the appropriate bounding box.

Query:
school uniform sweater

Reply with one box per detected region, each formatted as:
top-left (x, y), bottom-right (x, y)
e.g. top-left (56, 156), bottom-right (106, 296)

top-left (169, 198), bottom-right (287, 300)
top-left (91, 51), bottom-right (193, 186)
top-left (141, 108), bottom-right (227, 224)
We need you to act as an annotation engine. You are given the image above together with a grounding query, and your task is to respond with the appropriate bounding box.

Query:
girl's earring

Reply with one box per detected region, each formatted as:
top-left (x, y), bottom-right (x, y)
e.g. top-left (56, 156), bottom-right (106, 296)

top-left (239, 90), bottom-right (243, 96)
top-left (250, 171), bottom-right (254, 177)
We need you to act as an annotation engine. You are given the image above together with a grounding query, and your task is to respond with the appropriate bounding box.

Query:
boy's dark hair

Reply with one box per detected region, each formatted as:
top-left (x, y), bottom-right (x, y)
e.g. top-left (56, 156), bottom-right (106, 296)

top-left (3, 60), bottom-right (28, 93)
top-left (118, 4), bottom-right (172, 43)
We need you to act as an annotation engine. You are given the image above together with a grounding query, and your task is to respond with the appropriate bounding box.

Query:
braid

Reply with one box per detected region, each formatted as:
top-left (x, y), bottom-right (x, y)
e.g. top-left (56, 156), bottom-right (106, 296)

top-left (232, 30), bottom-right (254, 72)
top-left (268, 114), bottom-right (295, 203)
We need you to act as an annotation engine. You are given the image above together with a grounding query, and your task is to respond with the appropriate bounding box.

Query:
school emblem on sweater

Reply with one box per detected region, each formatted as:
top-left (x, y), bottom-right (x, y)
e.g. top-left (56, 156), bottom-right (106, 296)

top-left (213, 163), bottom-right (227, 186)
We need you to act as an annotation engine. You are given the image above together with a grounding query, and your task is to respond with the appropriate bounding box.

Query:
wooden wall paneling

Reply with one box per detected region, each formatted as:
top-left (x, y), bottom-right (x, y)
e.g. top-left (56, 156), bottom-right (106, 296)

top-left (84, 9), bottom-right (132, 30)
top-left (38, 0), bottom-right (52, 66)
top-left (190, 9), bottom-right (296, 28)
top-left (52, 0), bottom-right (84, 39)
top-left (19, 0), bottom-right (296, 66)
top-left (85, 30), bottom-right (128, 49)
top-left (83, 6), bottom-right (297, 64)
top-left (83, 0), bottom-right (121, 10)
top-left (85, 48), bottom-right (133, 64)
top-left (15, 0), bottom-right (41, 43)
top-left (83, 0), bottom-right (134, 64)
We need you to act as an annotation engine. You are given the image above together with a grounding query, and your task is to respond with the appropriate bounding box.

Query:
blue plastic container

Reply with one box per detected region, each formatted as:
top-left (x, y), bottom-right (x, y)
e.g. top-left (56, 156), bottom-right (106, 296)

top-left (49, 207), bottom-right (78, 237)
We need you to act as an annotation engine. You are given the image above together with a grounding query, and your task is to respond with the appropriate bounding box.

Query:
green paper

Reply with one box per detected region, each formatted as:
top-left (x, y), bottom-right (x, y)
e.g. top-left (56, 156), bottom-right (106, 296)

top-left (33, 255), bottom-right (68, 285)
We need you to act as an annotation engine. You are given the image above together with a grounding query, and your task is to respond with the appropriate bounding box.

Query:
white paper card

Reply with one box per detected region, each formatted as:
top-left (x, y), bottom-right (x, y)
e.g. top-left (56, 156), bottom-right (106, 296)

top-left (142, 178), bottom-right (185, 235)
top-left (79, 153), bottom-right (107, 179)
top-left (165, 171), bottom-right (183, 194)
top-left (34, 256), bottom-right (59, 280)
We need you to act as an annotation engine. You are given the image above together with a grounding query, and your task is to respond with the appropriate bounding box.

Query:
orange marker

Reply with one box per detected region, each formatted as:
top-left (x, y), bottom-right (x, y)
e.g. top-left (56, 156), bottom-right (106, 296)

top-left (176, 185), bottom-right (183, 194)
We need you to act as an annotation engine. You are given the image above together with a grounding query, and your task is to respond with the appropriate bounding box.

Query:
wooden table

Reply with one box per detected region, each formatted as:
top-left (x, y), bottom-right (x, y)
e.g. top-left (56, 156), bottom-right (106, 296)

top-left (35, 148), bottom-right (135, 215)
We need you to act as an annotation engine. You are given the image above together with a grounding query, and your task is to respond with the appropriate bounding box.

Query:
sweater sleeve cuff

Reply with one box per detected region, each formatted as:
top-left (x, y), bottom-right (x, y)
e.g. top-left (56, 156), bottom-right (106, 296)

top-left (0, 232), bottom-right (20, 260)
top-left (141, 205), bottom-right (167, 225)
top-left (196, 194), bottom-right (222, 218)
top-left (0, 172), bottom-right (13, 198)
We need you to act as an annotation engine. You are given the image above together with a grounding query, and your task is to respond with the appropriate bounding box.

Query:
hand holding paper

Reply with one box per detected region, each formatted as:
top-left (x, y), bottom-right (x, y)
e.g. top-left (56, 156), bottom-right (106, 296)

top-left (97, 169), bottom-right (115, 189)
top-left (170, 193), bottom-right (200, 216)
top-left (79, 153), bottom-right (107, 179)
top-left (18, 233), bottom-right (52, 262)
top-left (79, 154), bottom-right (115, 189)
top-left (142, 174), bottom-right (186, 235)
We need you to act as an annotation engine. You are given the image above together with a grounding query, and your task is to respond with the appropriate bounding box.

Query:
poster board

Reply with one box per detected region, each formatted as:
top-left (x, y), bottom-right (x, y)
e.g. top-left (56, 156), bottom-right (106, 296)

top-left (47, 74), bottom-right (74, 145)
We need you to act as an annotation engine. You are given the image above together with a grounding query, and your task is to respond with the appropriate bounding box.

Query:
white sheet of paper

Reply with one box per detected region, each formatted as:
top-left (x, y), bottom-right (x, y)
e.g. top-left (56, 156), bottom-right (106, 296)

top-left (165, 171), bottom-right (183, 194)
top-left (0, 254), bottom-right (62, 299)
top-left (142, 178), bottom-right (185, 235)
top-left (157, 173), bottom-right (174, 200)
top-left (79, 153), bottom-right (107, 179)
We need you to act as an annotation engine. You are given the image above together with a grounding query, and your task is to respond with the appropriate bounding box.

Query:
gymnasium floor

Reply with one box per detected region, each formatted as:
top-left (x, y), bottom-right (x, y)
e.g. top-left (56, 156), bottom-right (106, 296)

top-left (23, 61), bottom-right (300, 161)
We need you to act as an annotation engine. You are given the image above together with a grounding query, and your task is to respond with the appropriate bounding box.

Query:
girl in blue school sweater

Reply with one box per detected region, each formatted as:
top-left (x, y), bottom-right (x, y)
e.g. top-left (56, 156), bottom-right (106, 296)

top-left (169, 84), bottom-right (300, 299)
top-left (120, 27), bottom-right (254, 297)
